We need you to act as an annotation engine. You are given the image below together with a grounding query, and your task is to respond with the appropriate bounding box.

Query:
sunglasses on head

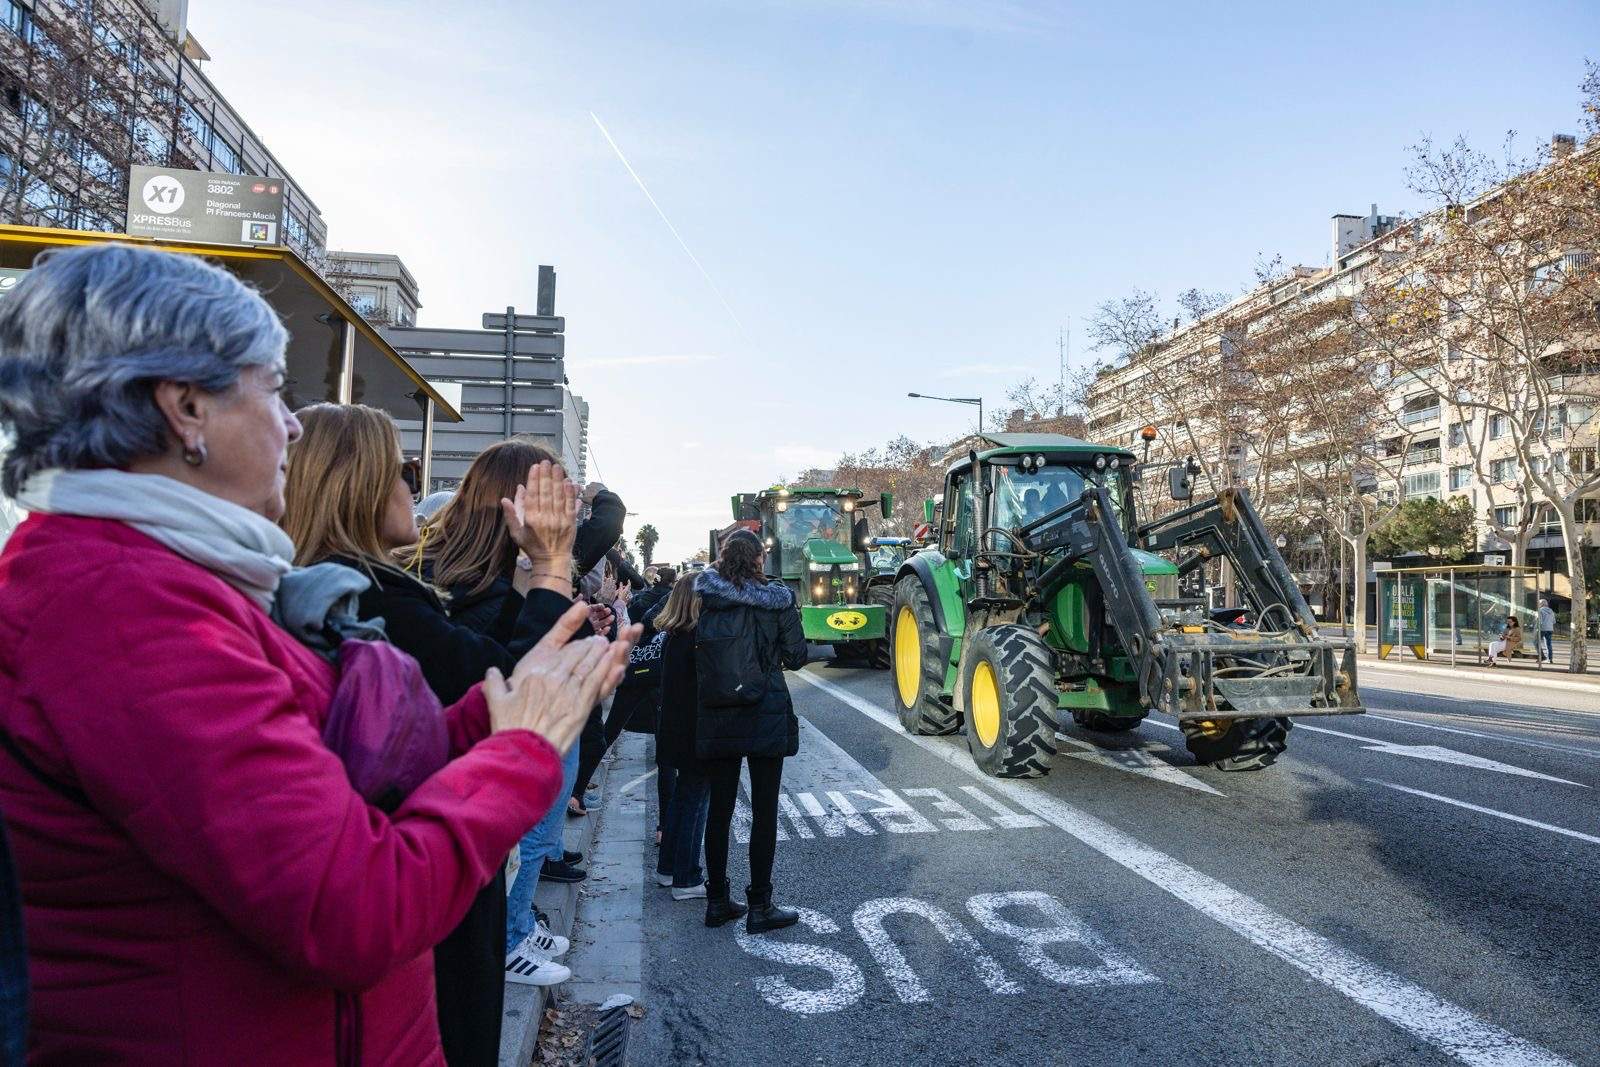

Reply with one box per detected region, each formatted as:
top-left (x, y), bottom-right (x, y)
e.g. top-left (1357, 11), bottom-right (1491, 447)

top-left (400, 457), bottom-right (422, 497)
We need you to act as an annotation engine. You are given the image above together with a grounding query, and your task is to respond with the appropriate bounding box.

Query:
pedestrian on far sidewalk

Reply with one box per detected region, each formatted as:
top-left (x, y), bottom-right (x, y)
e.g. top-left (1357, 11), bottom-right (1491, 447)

top-left (654, 578), bottom-right (713, 902)
top-left (1537, 598), bottom-right (1556, 663)
top-left (694, 530), bottom-right (808, 933)
top-left (1486, 614), bottom-right (1523, 666)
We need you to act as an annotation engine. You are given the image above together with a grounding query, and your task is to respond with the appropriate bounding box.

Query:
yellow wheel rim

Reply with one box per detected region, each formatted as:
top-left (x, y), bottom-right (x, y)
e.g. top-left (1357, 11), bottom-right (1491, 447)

top-left (1194, 719), bottom-right (1230, 740)
top-left (971, 661), bottom-right (1001, 747)
top-left (894, 606), bottom-right (921, 708)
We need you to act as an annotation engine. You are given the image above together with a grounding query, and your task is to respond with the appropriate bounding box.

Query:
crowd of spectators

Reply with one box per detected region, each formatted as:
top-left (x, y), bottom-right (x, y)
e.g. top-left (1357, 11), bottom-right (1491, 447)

top-left (0, 243), bottom-right (811, 1064)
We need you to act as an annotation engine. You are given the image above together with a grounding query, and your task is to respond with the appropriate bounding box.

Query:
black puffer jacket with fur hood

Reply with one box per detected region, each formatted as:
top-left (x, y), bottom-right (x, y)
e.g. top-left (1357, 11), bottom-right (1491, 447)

top-left (691, 568), bottom-right (807, 759)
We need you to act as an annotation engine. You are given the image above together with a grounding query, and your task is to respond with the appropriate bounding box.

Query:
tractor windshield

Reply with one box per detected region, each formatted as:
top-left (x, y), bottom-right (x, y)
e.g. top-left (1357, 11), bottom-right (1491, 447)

top-left (774, 498), bottom-right (850, 573)
top-left (991, 462), bottom-right (1132, 548)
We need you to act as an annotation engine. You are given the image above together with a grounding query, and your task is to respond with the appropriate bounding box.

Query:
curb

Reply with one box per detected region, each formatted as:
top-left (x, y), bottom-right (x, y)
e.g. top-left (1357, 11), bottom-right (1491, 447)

top-left (1357, 656), bottom-right (1600, 694)
top-left (497, 744), bottom-right (615, 1067)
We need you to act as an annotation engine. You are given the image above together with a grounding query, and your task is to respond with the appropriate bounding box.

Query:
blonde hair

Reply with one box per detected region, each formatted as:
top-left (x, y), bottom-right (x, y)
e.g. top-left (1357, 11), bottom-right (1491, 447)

top-left (653, 578), bottom-right (701, 634)
top-left (404, 437), bottom-right (561, 594)
top-left (282, 403), bottom-right (401, 567)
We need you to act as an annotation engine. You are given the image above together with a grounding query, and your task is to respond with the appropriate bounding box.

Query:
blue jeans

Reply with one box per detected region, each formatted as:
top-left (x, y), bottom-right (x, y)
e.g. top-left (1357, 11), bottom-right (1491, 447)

top-left (506, 741), bottom-right (580, 953)
top-left (1540, 630), bottom-right (1554, 661)
top-left (657, 768), bottom-right (711, 889)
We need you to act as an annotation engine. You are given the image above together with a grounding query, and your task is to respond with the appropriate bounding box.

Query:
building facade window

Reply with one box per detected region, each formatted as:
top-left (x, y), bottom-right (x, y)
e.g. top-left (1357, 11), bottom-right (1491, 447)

top-left (1489, 414), bottom-right (1508, 439)
top-left (1447, 419), bottom-right (1471, 447)
top-left (1489, 457), bottom-right (1518, 484)
top-left (1449, 465), bottom-right (1472, 491)
top-left (1493, 505), bottom-right (1518, 527)
top-left (1403, 471), bottom-right (1441, 499)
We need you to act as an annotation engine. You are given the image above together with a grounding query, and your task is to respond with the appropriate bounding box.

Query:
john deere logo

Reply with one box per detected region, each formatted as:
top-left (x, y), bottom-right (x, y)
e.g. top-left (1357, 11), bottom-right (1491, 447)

top-left (1144, 579), bottom-right (1158, 595)
top-left (827, 610), bottom-right (868, 632)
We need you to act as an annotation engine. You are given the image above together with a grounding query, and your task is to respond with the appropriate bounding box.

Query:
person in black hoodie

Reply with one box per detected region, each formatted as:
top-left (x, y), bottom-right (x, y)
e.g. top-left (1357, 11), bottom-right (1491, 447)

top-left (694, 529), bottom-right (807, 933)
top-left (283, 407), bottom-right (640, 1065)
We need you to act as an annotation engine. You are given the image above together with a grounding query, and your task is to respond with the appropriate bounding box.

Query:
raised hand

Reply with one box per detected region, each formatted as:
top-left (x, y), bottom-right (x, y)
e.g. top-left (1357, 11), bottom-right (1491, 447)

top-left (500, 460), bottom-right (578, 578)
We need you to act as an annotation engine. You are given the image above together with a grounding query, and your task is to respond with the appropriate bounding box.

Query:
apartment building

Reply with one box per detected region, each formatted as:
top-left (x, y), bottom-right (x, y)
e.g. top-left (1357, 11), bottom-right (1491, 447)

top-left (1085, 154), bottom-right (1599, 603)
top-left (327, 250), bottom-right (421, 327)
top-left (0, 0), bottom-right (326, 259)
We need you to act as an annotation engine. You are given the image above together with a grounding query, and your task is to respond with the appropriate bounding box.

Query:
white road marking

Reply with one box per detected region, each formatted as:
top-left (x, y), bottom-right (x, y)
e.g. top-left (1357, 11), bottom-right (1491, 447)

top-left (1054, 732), bottom-right (1225, 796)
top-left (851, 897), bottom-right (1022, 1001)
top-left (1366, 780), bottom-right (1600, 847)
top-left (966, 891), bottom-right (1158, 989)
top-left (617, 768), bottom-right (658, 795)
top-left (795, 670), bottom-right (1574, 1067)
top-left (734, 907), bottom-right (866, 1015)
top-left (1295, 723), bottom-right (1584, 786)
top-left (1144, 718), bottom-right (1180, 731)
top-left (1363, 714), bottom-right (1600, 762)
top-left (957, 785), bottom-right (1046, 829)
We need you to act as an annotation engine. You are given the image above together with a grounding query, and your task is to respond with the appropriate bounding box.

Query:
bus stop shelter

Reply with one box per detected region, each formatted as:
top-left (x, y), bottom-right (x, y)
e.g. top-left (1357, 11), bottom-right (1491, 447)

top-left (1375, 564), bottom-right (1541, 665)
top-left (0, 223), bottom-right (463, 486)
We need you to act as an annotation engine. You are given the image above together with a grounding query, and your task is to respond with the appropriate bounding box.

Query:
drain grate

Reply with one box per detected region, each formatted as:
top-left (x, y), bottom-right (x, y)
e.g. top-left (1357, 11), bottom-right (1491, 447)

top-left (585, 994), bottom-right (634, 1066)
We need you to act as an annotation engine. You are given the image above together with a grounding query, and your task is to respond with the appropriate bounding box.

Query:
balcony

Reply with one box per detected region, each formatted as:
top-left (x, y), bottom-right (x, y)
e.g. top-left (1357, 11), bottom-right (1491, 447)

top-left (1398, 405), bottom-right (1441, 428)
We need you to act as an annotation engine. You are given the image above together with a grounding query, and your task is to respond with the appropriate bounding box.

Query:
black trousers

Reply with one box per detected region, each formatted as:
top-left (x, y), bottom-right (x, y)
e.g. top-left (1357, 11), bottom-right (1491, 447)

top-left (571, 705), bottom-right (607, 801)
top-left (704, 755), bottom-right (784, 893)
top-left (433, 867), bottom-right (506, 1067)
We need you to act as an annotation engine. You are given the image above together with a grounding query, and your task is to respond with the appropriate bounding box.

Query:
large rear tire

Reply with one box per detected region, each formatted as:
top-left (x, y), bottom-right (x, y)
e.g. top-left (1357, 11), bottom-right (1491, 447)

top-left (889, 577), bottom-right (958, 735)
top-left (961, 625), bottom-right (1058, 779)
top-left (1181, 717), bottom-right (1290, 771)
top-left (866, 583), bottom-right (894, 670)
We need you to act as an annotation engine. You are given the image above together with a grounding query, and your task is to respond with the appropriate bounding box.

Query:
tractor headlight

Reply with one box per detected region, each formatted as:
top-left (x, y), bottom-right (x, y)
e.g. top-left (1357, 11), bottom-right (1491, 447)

top-left (1109, 456), bottom-right (1121, 469)
top-left (1033, 453), bottom-right (1046, 469)
top-left (843, 498), bottom-right (855, 512)
top-left (776, 501), bottom-right (788, 512)
top-left (813, 582), bottom-right (825, 598)
top-left (1095, 455), bottom-right (1107, 470)
top-left (765, 537), bottom-right (775, 548)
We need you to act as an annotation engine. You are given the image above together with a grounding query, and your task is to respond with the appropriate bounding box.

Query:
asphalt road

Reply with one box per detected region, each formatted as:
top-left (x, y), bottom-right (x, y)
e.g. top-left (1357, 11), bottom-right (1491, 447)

top-left (626, 660), bottom-right (1600, 1066)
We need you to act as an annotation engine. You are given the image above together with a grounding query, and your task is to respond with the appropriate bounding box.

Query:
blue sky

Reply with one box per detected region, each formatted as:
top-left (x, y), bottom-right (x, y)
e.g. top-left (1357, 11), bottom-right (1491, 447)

top-left (190, 0), bottom-right (1598, 563)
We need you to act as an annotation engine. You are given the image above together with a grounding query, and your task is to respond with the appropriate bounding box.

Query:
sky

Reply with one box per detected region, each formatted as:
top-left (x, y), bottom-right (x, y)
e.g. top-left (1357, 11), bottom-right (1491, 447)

top-left (186, 0), bottom-right (1599, 564)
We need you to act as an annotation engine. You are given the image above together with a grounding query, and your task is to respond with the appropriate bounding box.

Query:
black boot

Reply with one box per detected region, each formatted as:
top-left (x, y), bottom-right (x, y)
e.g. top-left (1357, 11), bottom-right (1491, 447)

top-left (744, 885), bottom-right (798, 934)
top-left (704, 880), bottom-right (748, 928)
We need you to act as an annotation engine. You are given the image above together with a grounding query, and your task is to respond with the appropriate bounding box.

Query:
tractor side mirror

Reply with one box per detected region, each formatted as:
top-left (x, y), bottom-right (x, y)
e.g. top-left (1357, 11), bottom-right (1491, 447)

top-left (881, 492), bottom-right (893, 520)
top-left (852, 515), bottom-right (870, 553)
top-left (1169, 466), bottom-right (1193, 501)
top-left (923, 498), bottom-right (935, 524)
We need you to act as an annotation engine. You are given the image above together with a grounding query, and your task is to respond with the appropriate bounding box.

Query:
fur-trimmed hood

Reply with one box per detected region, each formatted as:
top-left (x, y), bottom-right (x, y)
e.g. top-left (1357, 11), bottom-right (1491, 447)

top-left (694, 567), bottom-right (795, 611)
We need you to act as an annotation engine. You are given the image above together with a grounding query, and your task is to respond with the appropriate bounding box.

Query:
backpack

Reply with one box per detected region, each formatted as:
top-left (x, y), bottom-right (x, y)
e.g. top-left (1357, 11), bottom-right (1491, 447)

top-left (618, 628), bottom-right (667, 690)
top-left (319, 639), bottom-right (449, 813)
top-left (695, 604), bottom-right (768, 708)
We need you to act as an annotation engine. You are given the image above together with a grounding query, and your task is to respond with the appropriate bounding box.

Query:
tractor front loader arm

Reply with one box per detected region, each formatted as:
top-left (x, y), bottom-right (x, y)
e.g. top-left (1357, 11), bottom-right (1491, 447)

top-left (1015, 487), bottom-right (1174, 711)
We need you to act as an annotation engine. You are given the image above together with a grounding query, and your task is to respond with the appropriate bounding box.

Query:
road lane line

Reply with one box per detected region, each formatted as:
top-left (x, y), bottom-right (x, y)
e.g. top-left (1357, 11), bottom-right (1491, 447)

top-left (1362, 714), bottom-right (1600, 761)
top-left (1053, 732), bottom-right (1225, 796)
top-left (1366, 780), bottom-right (1600, 846)
top-left (617, 768), bottom-right (658, 795)
top-left (795, 670), bottom-right (1574, 1067)
top-left (1294, 724), bottom-right (1585, 786)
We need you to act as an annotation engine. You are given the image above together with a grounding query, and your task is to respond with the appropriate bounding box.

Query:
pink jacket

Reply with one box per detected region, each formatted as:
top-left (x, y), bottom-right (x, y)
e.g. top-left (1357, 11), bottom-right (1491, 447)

top-left (0, 515), bottom-right (563, 1064)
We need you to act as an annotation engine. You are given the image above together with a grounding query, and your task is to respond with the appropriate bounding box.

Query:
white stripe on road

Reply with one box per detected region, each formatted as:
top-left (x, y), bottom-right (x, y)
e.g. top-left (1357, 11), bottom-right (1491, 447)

top-left (1294, 723), bottom-right (1583, 786)
top-left (617, 768), bottom-right (658, 795)
top-left (795, 670), bottom-right (1573, 1067)
top-left (1366, 779), bottom-right (1600, 847)
top-left (1363, 714), bottom-right (1600, 762)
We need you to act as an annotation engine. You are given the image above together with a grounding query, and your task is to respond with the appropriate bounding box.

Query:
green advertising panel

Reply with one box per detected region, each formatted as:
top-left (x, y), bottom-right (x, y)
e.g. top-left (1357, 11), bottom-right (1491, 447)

top-left (1379, 574), bottom-right (1427, 658)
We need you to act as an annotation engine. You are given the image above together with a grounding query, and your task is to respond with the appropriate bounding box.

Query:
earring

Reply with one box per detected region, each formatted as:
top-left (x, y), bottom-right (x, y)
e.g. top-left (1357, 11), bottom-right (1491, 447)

top-left (183, 438), bottom-right (207, 467)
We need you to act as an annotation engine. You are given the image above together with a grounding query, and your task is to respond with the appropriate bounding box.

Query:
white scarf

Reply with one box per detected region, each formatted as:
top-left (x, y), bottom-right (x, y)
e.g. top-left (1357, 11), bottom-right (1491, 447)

top-left (16, 468), bottom-right (294, 612)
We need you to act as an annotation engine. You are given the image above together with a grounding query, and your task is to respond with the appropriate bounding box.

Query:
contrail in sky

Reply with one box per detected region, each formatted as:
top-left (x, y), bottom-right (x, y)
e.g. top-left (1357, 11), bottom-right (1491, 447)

top-left (589, 111), bottom-right (746, 336)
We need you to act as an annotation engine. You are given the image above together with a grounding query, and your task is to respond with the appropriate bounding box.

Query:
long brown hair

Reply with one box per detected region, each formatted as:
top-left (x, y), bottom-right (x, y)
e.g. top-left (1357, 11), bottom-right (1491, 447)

top-left (282, 403), bottom-right (399, 566)
top-left (653, 577), bottom-right (701, 634)
top-left (405, 437), bottom-right (561, 594)
top-left (716, 528), bottom-right (765, 587)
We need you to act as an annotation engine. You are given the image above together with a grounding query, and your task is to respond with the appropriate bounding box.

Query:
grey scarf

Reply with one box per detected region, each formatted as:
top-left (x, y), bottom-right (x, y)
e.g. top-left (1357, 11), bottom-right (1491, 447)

top-left (17, 468), bottom-right (294, 612)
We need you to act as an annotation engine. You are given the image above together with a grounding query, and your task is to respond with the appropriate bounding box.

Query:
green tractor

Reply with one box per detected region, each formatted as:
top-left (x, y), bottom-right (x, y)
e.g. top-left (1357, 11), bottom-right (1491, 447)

top-left (860, 537), bottom-right (923, 669)
top-left (889, 433), bottom-right (1363, 777)
top-left (720, 486), bottom-right (894, 659)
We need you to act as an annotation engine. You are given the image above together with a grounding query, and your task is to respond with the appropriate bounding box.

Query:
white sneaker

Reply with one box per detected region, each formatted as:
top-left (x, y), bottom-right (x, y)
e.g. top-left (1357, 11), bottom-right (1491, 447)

top-left (655, 872), bottom-right (673, 887)
top-left (504, 948), bottom-right (570, 986)
top-left (671, 882), bottom-right (708, 900)
top-left (517, 921), bottom-right (569, 959)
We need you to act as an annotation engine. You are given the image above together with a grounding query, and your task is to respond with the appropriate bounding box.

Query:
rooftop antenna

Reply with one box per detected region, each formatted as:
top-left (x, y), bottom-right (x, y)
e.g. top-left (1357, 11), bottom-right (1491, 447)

top-left (1057, 318), bottom-right (1071, 416)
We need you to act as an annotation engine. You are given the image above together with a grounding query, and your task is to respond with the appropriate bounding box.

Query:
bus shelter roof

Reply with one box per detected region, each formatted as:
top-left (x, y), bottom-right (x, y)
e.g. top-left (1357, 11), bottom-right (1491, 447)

top-left (1379, 564), bottom-right (1540, 575)
top-left (0, 224), bottom-right (461, 424)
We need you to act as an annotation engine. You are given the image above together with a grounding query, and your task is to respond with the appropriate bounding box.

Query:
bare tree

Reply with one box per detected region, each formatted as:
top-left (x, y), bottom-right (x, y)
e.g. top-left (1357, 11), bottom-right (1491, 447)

top-left (0, 0), bottom-right (181, 229)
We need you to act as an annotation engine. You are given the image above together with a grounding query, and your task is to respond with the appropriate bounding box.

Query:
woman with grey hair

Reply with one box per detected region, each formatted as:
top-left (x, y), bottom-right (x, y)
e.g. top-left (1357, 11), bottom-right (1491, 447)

top-left (0, 244), bottom-right (630, 1063)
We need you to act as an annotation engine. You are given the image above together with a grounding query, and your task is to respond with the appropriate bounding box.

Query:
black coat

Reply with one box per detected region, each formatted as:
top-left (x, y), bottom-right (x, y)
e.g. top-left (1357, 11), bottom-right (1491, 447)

top-left (325, 555), bottom-right (576, 705)
top-left (628, 583), bottom-right (672, 625)
top-left (691, 569), bottom-right (807, 760)
top-left (655, 630), bottom-right (700, 771)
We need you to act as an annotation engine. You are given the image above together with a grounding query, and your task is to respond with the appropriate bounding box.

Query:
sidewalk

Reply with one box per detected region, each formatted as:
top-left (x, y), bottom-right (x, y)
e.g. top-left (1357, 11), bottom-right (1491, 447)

top-left (496, 743), bottom-right (620, 1067)
top-left (1355, 651), bottom-right (1600, 693)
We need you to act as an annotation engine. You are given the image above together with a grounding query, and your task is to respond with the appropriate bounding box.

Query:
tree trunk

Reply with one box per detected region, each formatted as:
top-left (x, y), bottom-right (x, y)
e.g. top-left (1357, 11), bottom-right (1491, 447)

top-left (1351, 533), bottom-right (1370, 654)
top-left (1559, 510), bottom-right (1588, 674)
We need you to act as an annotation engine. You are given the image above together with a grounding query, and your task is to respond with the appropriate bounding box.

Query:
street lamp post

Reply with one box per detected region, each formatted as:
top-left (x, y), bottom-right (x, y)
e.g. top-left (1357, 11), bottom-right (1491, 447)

top-left (907, 392), bottom-right (984, 433)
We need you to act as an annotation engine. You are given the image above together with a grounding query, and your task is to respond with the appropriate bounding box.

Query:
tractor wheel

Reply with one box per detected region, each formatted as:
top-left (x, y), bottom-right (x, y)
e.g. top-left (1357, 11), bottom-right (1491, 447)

top-left (1181, 717), bottom-right (1291, 771)
top-left (866, 583), bottom-right (895, 670)
top-left (960, 625), bottom-right (1058, 779)
top-left (889, 577), bottom-right (957, 735)
top-left (1071, 709), bottom-right (1145, 733)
